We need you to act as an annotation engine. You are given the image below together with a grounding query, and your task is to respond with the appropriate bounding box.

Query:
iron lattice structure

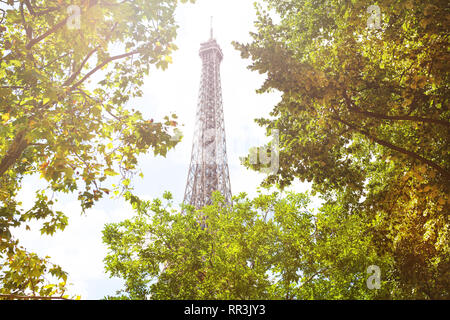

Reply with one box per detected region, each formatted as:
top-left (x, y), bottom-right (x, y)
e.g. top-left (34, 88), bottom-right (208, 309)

top-left (183, 34), bottom-right (232, 209)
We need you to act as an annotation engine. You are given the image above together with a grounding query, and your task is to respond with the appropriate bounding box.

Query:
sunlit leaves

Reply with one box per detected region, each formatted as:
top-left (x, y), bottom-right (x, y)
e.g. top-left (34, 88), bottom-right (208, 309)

top-left (0, 0), bottom-right (190, 298)
top-left (235, 0), bottom-right (449, 298)
top-left (0, 248), bottom-right (70, 300)
top-left (102, 191), bottom-right (393, 300)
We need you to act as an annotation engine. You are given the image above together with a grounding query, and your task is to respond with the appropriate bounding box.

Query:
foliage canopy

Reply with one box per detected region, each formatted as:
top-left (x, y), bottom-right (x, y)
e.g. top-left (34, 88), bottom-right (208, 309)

top-left (235, 0), bottom-right (449, 299)
top-left (0, 0), bottom-right (191, 298)
top-left (103, 191), bottom-right (396, 300)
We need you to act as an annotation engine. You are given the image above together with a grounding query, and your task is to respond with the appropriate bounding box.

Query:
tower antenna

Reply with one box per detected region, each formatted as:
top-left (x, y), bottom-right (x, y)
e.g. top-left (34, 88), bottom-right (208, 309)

top-left (210, 16), bottom-right (213, 39)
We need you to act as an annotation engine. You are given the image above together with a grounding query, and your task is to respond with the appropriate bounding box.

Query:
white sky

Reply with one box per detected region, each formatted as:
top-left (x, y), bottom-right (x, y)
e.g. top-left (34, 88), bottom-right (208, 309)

top-left (12, 0), bottom-right (316, 299)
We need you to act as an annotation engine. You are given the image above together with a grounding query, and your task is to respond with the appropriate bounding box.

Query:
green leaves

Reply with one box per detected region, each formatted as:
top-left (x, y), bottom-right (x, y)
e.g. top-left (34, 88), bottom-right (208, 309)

top-left (0, 247), bottom-right (71, 300)
top-left (19, 191), bottom-right (68, 236)
top-left (102, 191), bottom-right (394, 300)
top-left (235, 0), bottom-right (449, 299)
top-left (1, 0), bottom-right (191, 298)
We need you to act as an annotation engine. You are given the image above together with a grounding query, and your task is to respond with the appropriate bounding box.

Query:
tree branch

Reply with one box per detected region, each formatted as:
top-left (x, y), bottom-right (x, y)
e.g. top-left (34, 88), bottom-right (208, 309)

top-left (0, 129), bottom-right (29, 177)
top-left (71, 50), bottom-right (139, 89)
top-left (342, 91), bottom-right (449, 127)
top-left (298, 267), bottom-right (329, 290)
top-left (332, 116), bottom-right (450, 181)
top-left (25, 1), bottom-right (99, 50)
top-left (23, 0), bottom-right (59, 17)
top-left (352, 107), bottom-right (450, 127)
top-left (63, 23), bottom-right (118, 87)
top-left (0, 293), bottom-right (71, 300)
top-left (20, 2), bottom-right (33, 41)
top-left (63, 47), bottom-right (99, 86)
top-left (25, 18), bottom-right (68, 50)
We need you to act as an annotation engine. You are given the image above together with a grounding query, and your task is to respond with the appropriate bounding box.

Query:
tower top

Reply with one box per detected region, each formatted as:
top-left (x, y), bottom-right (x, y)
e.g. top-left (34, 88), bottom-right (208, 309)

top-left (199, 18), bottom-right (223, 61)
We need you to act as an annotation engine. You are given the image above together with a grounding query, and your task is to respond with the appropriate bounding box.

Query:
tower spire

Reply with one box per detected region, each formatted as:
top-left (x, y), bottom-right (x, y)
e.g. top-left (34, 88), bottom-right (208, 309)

top-left (210, 16), bottom-right (213, 39)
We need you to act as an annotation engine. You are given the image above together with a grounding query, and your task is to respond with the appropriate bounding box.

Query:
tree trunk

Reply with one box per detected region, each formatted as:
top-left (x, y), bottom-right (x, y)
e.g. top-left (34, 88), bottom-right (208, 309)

top-left (0, 130), bottom-right (28, 177)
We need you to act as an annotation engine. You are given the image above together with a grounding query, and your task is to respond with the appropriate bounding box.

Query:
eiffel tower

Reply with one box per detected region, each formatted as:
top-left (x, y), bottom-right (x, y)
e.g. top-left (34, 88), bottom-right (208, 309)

top-left (183, 23), bottom-right (232, 209)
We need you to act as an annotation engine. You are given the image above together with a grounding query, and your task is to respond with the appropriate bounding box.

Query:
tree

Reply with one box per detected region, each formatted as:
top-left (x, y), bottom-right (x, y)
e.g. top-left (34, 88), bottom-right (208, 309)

top-left (0, 0), bottom-right (192, 298)
top-left (0, 247), bottom-right (75, 300)
top-left (103, 191), bottom-right (396, 300)
top-left (234, 0), bottom-right (449, 298)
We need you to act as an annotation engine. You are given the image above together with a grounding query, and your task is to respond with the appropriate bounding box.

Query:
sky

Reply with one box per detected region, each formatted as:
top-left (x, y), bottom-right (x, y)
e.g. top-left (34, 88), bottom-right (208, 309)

top-left (12, 0), bottom-right (316, 299)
